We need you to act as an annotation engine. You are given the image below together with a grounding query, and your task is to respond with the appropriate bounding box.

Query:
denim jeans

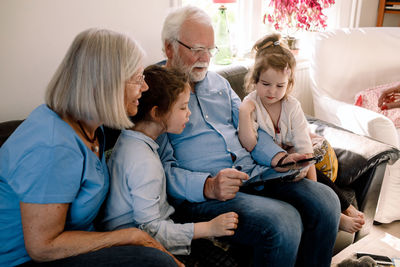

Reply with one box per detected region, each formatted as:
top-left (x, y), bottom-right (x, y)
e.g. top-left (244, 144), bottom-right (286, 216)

top-left (19, 246), bottom-right (178, 267)
top-left (174, 178), bottom-right (340, 267)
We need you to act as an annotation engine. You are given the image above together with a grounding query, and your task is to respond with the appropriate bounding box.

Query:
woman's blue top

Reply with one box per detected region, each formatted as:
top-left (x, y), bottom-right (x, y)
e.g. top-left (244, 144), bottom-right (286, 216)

top-left (0, 104), bottom-right (109, 266)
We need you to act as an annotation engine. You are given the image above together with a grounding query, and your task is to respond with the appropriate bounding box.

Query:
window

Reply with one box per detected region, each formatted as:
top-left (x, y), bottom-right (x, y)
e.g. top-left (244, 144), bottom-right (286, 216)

top-left (180, 0), bottom-right (269, 57)
top-left (176, 0), bottom-right (354, 57)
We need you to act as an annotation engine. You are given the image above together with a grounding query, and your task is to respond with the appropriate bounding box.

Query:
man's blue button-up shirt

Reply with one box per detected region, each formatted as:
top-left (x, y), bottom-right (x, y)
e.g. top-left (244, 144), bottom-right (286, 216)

top-left (157, 71), bottom-right (284, 203)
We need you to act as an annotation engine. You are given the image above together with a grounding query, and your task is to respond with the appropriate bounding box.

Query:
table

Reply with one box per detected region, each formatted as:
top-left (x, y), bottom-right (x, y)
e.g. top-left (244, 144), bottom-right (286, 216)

top-left (331, 222), bottom-right (400, 266)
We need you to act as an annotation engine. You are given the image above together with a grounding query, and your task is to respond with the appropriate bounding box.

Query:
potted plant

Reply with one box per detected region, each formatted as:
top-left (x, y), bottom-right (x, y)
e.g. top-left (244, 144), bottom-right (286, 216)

top-left (264, 0), bottom-right (335, 49)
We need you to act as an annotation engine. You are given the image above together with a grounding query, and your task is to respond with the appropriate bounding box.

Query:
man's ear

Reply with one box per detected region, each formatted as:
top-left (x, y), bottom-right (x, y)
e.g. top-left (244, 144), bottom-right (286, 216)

top-left (165, 41), bottom-right (174, 60)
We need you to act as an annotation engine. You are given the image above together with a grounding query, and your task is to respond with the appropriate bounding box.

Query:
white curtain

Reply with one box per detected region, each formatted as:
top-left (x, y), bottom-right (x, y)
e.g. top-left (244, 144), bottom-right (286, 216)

top-left (326, 0), bottom-right (363, 28)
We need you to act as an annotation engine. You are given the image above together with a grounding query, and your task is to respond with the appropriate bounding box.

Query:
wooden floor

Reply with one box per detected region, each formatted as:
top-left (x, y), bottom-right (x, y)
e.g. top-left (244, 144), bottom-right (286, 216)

top-left (332, 221), bottom-right (400, 266)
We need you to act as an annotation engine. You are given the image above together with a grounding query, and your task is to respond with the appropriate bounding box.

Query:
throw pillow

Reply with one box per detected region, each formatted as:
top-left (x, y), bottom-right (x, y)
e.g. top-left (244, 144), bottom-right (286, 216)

top-left (354, 81), bottom-right (400, 128)
top-left (310, 133), bottom-right (338, 182)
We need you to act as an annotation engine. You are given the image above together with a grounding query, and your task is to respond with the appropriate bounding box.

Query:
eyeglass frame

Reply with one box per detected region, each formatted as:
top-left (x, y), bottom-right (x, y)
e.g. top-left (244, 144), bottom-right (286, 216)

top-left (126, 74), bottom-right (146, 87)
top-left (175, 39), bottom-right (219, 57)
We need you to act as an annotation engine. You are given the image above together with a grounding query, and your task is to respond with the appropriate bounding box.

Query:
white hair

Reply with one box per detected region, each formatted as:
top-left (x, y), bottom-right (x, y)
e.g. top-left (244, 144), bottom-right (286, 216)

top-left (161, 5), bottom-right (212, 56)
top-left (46, 28), bottom-right (145, 129)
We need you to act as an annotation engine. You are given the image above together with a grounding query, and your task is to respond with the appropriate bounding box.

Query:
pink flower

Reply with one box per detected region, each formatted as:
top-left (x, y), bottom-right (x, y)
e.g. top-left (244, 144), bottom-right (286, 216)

top-left (266, 0), bottom-right (335, 32)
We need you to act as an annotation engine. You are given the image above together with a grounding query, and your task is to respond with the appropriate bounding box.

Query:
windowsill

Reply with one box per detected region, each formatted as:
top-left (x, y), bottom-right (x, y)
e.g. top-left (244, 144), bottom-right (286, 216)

top-left (209, 57), bottom-right (254, 72)
top-left (209, 49), bottom-right (310, 72)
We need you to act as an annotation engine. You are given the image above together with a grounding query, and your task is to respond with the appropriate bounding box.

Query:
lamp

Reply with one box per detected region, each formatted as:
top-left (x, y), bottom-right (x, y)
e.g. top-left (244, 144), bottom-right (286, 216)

top-left (213, 0), bottom-right (236, 3)
top-left (213, 0), bottom-right (236, 65)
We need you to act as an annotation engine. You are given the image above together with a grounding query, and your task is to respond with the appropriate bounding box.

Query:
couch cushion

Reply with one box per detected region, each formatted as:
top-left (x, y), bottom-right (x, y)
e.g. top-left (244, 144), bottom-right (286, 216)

top-left (309, 27), bottom-right (400, 106)
top-left (217, 65), bottom-right (248, 100)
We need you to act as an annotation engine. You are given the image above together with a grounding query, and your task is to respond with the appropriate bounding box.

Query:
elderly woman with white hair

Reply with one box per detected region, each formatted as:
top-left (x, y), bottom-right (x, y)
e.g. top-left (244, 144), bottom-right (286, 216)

top-left (0, 28), bottom-right (180, 267)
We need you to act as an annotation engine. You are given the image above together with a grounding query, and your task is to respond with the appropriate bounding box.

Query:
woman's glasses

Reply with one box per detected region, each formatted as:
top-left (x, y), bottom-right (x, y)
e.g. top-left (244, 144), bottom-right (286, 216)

top-left (126, 74), bottom-right (146, 87)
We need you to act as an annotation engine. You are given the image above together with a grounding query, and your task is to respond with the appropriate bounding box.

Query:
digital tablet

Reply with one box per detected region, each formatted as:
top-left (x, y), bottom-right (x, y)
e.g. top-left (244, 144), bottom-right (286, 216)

top-left (275, 155), bottom-right (323, 169)
top-left (241, 154), bottom-right (322, 187)
top-left (242, 161), bottom-right (315, 187)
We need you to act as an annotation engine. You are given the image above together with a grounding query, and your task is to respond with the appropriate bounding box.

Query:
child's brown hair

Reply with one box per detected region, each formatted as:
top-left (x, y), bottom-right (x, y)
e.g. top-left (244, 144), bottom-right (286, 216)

top-left (244, 33), bottom-right (296, 98)
top-left (131, 65), bottom-right (189, 124)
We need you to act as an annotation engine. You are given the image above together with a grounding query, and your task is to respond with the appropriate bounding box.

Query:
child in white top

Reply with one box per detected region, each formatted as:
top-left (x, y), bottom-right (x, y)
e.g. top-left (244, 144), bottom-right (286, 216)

top-left (238, 34), bottom-right (364, 234)
top-left (102, 65), bottom-right (238, 255)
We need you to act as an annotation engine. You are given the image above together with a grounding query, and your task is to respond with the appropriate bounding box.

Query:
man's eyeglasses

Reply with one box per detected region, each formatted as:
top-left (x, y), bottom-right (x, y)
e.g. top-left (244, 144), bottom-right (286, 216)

top-left (176, 40), bottom-right (219, 57)
top-left (126, 74), bottom-right (146, 87)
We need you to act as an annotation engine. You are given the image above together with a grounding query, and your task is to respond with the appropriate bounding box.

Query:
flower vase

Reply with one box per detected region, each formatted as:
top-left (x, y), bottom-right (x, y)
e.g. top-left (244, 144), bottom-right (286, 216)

top-left (214, 5), bottom-right (233, 65)
top-left (284, 36), bottom-right (298, 51)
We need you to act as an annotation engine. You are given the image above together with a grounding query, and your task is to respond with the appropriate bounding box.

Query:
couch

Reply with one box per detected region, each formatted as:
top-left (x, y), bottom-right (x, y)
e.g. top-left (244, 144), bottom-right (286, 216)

top-left (216, 64), bottom-right (399, 255)
top-left (1, 64), bottom-right (399, 264)
top-left (307, 27), bottom-right (400, 224)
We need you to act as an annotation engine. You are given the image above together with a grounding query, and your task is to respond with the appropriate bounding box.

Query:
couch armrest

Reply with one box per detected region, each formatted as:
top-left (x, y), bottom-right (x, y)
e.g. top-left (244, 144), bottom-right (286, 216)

top-left (313, 95), bottom-right (399, 148)
top-left (307, 116), bottom-right (400, 241)
top-left (307, 116), bottom-right (399, 184)
top-left (353, 162), bottom-right (387, 240)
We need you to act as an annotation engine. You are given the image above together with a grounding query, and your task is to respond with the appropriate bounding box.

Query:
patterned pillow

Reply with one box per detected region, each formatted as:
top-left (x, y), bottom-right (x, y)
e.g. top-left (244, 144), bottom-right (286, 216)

top-left (354, 81), bottom-right (400, 128)
top-left (311, 134), bottom-right (338, 182)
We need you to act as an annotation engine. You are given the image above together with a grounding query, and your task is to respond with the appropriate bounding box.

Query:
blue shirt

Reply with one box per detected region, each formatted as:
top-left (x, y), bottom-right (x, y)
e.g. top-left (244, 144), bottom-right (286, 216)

top-left (0, 105), bottom-right (109, 266)
top-left (157, 71), bottom-right (284, 203)
top-left (102, 130), bottom-right (193, 255)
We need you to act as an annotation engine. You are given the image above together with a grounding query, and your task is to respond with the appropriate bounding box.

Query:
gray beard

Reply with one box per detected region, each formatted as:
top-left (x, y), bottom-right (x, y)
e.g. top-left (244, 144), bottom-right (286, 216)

top-left (171, 56), bottom-right (208, 83)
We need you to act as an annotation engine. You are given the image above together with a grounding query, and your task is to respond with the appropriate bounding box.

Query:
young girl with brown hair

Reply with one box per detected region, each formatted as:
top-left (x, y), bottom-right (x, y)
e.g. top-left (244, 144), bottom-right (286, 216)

top-left (102, 65), bottom-right (238, 255)
top-left (239, 33), bottom-right (364, 233)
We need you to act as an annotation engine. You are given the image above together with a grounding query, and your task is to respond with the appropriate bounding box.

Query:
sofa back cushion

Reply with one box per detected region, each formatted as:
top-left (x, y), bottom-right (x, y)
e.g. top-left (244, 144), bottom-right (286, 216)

top-left (216, 65), bottom-right (248, 100)
top-left (309, 27), bottom-right (400, 105)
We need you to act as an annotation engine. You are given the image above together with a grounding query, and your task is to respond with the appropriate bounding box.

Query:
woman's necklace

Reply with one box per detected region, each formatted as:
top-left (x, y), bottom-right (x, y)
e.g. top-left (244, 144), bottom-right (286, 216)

top-left (77, 120), bottom-right (99, 153)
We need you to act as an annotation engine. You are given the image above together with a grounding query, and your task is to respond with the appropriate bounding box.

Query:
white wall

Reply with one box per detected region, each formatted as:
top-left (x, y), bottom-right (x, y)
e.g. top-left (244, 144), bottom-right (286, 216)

top-left (1, 0), bottom-right (398, 122)
top-left (359, 0), bottom-right (379, 27)
top-left (0, 0), bottom-right (171, 121)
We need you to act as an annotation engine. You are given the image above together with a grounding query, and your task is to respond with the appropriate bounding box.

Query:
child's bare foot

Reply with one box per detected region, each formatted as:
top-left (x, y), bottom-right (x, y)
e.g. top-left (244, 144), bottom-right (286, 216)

top-left (343, 204), bottom-right (364, 221)
top-left (339, 214), bottom-right (364, 233)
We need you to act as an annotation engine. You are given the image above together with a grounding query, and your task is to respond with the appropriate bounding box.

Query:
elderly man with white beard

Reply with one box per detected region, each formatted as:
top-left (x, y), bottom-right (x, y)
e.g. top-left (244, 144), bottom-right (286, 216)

top-left (156, 5), bottom-right (340, 267)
